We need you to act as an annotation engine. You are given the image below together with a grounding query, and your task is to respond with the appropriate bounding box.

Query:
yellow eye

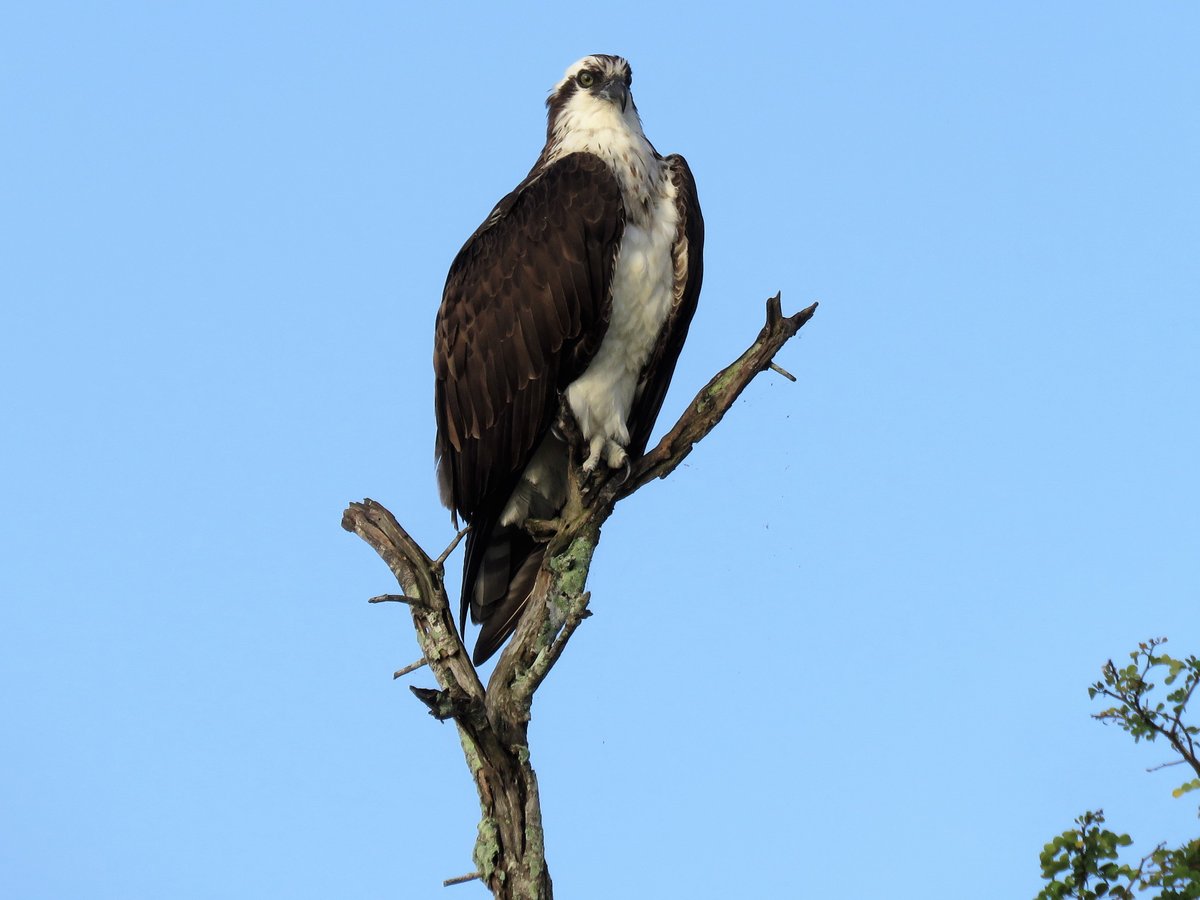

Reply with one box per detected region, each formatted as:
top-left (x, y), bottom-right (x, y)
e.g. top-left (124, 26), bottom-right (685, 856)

top-left (576, 71), bottom-right (595, 88)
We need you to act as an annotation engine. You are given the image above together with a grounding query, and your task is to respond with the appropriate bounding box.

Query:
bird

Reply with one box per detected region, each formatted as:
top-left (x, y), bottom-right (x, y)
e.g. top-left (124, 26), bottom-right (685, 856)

top-left (433, 54), bottom-right (704, 665)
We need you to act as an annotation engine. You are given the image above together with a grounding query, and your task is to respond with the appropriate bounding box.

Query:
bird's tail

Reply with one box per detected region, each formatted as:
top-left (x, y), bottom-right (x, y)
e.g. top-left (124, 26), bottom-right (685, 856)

top-left (462, 523), bottom-right (546, 665)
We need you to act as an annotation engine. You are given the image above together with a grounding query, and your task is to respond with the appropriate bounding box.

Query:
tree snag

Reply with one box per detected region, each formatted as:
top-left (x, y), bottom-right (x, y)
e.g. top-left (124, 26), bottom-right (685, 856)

top-left (342, 295), bottom-right (816, 899)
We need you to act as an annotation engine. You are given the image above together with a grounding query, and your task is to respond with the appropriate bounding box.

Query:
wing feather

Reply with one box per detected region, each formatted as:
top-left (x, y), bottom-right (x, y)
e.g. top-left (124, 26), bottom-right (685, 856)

top-left (434, 152), bottom-right (624, 629)
top-left (625, 154), bottom-right (704, 457)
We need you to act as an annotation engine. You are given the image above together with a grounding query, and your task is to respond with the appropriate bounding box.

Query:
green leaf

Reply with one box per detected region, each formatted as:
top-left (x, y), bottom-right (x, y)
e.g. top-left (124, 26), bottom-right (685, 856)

top-left (1172, 778), bottom-right (1200, 799)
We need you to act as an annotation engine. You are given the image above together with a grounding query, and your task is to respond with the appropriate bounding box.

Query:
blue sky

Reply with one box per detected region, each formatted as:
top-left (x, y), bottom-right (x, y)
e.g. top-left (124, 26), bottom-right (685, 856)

top-left (2, 2), bottom-right (1198, 897)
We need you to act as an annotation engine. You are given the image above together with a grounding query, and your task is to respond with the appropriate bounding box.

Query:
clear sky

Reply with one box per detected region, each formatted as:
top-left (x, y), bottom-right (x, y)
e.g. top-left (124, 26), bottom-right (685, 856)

top-left (2, 2), bottom-right (1198, 897)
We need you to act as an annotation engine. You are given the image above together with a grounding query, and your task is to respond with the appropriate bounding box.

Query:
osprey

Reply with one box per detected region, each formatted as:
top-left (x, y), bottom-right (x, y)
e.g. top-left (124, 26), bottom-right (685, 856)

top-left (433, 54), bottom-right (704, 664)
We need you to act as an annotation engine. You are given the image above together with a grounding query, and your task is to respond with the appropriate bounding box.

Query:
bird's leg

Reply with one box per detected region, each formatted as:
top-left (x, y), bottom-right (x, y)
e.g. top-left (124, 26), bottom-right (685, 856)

top-left (581, 435), bottom-right (606, 475)
top-left (554, 398), bottom-right (584, 450)
top-left (559, 393), bottom-right (629, 482)
top-left (557, 397), bottom-right (606, 480)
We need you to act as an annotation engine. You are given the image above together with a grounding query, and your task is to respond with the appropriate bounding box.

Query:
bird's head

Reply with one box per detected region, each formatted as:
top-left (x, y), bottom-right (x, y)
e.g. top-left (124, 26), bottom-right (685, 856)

top-left (546, 54), bottom-right (639, 137)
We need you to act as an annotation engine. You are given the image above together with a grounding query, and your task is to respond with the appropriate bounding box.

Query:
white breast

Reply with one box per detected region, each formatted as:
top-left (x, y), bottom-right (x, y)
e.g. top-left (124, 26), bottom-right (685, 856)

top-left (566, 174), bottom-right (678, 461)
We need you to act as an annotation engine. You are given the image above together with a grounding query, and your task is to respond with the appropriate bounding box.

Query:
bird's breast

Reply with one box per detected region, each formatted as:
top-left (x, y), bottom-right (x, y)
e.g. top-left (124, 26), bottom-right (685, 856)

top-left (565, 184), bottom-right (679, 445)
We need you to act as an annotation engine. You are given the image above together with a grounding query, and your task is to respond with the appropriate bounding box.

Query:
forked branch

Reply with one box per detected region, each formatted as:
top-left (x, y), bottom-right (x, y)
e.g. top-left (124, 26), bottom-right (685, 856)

top-left (342, 294), bottom-right (816, 899)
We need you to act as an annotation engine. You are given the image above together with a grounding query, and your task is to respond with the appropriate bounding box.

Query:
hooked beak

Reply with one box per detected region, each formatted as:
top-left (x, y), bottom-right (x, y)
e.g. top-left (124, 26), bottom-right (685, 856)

top-left (597, 77), bottom-right (629, 113)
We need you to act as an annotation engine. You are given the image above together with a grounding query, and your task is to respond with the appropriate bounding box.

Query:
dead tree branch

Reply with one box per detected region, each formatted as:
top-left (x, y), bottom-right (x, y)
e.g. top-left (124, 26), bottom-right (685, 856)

top-left (342, 294), bottom-right (816, 899)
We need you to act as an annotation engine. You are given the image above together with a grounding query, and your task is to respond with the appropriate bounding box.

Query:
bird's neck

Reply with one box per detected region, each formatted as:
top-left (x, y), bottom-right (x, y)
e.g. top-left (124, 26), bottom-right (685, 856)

top-left (543, 104), bottom-right (665, 215)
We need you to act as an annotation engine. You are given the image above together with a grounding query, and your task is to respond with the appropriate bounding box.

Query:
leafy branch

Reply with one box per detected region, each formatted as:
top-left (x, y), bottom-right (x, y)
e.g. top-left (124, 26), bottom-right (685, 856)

top-left (1037, 639), bottom-right (1200, 900)
top-left (1037, 810), bottom-right (1138, 900)
top-left (1090, 638), bottom-right (1200, 795)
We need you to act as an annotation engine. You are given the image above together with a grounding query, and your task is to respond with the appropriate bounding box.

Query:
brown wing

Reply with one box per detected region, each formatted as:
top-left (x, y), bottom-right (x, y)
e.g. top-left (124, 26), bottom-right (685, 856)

top-left (626, 153), bottom-right (704, 457)
top-left (434, 152), bottom-right (624, 634)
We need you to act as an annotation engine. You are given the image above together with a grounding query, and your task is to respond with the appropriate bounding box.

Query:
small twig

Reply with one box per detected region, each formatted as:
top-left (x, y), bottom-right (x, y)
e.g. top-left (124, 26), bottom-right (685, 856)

top-left (394, 658), bottom-right (429, 679)
top-left (534, 593), bottom-right (590, 686)
top-left (523, 517), bottom-right (561, 540)
top-left (769, 361), bottom-right (797, 382)
top-left (1146, 759), bottom-right (1187, 773)
top-left (368, 593), bottom-right (416, 604)
top-left (443, 872), bottom-right (482, 888)
top-left (435, 526), bottom-right (470, 569)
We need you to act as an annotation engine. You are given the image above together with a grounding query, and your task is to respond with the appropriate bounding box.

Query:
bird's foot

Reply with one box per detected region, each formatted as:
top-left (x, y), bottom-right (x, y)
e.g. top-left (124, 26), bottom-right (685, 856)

top-left (605, 442), bottom-right (628, 470)
top-left (581, 437), bottom-right (628, 484)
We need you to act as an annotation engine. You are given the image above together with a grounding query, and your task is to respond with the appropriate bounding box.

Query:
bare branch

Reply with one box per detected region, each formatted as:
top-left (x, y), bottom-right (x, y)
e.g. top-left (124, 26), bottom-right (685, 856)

top-left (1146, 759), bottom-right (1187, 773)
top-left (344, 295), bottom-right (816, 899)
top-left (769, 361), bottom-right (797, 381)
top-left (393, 658), bottom-right (428, 679)
top-left (435, 526), bottom-right (470, 570)
top-left (616, 295), bottom-right (818, 498)
top-left (368, 593), bottom-right (417, 605)
top-left (444, 872), bottom-right (482, 888)
top-left (342, 500), bottom-right (484, 708)
top-left (513, 591), bottom-right (592, 710)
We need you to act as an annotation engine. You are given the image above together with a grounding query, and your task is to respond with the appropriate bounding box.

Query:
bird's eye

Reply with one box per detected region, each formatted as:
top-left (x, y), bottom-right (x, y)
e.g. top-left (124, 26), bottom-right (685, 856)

top-left (576, 71), bottom-right (595, 88)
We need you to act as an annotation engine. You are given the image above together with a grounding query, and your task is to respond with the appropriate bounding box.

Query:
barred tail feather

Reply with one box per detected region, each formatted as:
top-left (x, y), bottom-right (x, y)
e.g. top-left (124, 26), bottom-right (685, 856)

top-left (464, 524), bottom-right (546, 665)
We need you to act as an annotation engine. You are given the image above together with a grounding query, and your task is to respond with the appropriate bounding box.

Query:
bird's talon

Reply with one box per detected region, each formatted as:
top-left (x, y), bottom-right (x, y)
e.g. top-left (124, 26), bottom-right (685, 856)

top-left (617, 457), bottom-right (631, 485)
top-left (604, 443), bottom-right (627, 470)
